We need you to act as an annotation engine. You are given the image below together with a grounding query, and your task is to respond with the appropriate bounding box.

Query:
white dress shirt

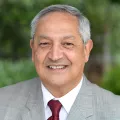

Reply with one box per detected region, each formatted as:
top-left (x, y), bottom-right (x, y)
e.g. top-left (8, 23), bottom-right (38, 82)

top-left (41, 77), bottom-right (83, 120)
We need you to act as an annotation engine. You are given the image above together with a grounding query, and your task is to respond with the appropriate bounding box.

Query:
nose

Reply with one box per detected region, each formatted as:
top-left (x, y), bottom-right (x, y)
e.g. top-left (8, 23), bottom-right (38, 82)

top-left (48, 43), bottom-right (63, 61)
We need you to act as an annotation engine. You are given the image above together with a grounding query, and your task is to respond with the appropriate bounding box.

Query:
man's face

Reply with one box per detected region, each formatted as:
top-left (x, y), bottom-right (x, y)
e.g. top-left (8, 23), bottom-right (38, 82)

top-left (30, 12), bottom-right (93, 91)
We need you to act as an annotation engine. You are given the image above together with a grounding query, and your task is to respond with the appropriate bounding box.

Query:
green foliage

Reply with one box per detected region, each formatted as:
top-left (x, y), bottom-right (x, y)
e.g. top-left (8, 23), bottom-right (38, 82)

top-left (110, 0), bottom-right (120, 3)
top-left (101, 65), bottom-right (120, 95)
top-left (0, 0), bottom-right (31, 59)
top-left (0, 59), bottom-right (38, 87)
top-left (82, 0), bottom-right (120, 56)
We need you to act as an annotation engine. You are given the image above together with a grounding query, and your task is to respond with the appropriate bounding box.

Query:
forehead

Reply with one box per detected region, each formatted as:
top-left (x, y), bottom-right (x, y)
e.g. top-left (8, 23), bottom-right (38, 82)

top-left (35, 12), bottom-right (79, 37)
top-left (39, 11), bottom-right (78, 25)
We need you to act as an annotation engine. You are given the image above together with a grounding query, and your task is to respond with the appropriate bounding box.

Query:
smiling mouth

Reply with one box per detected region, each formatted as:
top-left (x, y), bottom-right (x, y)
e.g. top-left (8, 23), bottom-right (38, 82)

top-left (47, 65), bottom-right (68, 70)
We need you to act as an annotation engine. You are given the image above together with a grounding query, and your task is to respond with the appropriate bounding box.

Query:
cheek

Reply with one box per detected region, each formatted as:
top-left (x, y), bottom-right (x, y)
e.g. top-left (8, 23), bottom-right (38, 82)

top-left (67, 49), bottom-right (85, 63)
top-left (34, 52), bottom-right (42, 64)
top-left (34, 51), bottom-right (45, 74)
top-left (34, 49), bottom-right (48, 64)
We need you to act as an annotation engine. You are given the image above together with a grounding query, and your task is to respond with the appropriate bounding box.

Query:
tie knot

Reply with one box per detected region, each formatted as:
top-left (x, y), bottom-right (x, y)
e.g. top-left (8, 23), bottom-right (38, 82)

top-left (48, 100), bottom-right (62, 117)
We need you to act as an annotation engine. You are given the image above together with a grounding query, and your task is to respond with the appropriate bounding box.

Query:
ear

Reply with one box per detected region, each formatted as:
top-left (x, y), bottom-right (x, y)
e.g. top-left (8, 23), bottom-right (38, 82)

top-left (84, 39), bottom-right (93, 62)
top-left (30, 39), bottom-right (35, 62)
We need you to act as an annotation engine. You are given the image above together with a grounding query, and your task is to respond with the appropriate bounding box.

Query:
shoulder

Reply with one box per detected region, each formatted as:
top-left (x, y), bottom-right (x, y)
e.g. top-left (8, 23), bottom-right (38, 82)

top-left (0, 77), bottom-right (40, 93)
top-left (0, 77), bottom-right (41, 106)
top-left (89, 80), bottom-right (120, 117)
top-left (91, 81), bottom-right (120, 102)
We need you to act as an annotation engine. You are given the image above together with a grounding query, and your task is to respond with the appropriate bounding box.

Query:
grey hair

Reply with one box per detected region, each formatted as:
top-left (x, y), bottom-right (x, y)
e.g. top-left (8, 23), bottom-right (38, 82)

top-left (31, 4), bottom-right (91, 43)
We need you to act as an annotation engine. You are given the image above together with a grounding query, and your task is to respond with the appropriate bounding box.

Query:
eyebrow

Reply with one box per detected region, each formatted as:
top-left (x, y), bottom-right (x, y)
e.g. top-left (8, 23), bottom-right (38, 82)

top-left (63, 35), bottom-right (75, 40)
top-left (38, 35), bottom-right (52, 40)
top-left (37, 35), bottom-right (75, 41)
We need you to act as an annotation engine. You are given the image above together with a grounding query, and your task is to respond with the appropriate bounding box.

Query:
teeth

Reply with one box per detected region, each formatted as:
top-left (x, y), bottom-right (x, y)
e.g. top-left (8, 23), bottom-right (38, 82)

top-left (49, 66), bottom-right (65, 69)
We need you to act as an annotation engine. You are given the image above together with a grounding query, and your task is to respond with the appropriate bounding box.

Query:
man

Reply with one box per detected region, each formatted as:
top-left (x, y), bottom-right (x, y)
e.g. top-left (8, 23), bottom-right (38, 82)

top-left (0, 4), bottom-right (120, 120)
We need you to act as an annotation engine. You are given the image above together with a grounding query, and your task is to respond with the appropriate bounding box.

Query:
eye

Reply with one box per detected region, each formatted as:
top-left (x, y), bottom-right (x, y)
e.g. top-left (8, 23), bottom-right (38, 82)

top-left (62, 42), bottom-right (74, 49)
top-left (39, 42), bottom-right (51, 48)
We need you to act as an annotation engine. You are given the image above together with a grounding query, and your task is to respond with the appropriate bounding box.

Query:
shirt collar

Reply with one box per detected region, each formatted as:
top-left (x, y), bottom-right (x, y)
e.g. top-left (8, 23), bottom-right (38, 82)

top-left (41, 76), bottom-right (83, 113)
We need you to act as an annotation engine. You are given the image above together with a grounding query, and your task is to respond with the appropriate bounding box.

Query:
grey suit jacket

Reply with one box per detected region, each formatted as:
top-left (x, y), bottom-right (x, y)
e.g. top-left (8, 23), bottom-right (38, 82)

top-left (0, 76), bottom-right (120, 120)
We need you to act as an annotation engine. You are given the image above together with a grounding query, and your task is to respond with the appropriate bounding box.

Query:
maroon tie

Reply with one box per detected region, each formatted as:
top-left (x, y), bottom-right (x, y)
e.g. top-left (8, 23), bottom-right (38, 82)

top-left (47, 100), bottom-right (62, 120)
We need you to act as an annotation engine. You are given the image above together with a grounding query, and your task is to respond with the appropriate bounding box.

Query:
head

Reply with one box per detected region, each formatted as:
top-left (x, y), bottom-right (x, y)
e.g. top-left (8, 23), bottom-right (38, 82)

top-left (31, 5), bottom-right (91, 44)
top-left (30, 5), bottom-right (93, 97)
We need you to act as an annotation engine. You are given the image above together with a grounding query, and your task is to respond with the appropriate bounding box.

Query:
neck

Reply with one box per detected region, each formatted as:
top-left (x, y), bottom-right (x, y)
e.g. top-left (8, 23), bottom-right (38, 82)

top-left (43, 80), bottom-right (81, 98)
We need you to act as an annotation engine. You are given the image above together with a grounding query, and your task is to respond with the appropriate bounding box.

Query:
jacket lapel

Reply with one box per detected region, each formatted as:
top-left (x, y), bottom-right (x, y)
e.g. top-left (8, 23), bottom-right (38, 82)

top-left (22, 78), bottom-right (45, 120)
top-left (67, 76), bottom-right (93, 120)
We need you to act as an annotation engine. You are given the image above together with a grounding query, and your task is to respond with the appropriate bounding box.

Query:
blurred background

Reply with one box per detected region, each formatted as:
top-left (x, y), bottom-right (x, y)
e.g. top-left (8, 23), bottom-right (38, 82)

top-left (0, 0), bottom-right (120, 95)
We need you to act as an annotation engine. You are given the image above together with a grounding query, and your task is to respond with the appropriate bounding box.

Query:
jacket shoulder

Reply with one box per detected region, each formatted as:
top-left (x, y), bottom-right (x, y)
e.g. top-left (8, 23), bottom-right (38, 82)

top-left (91, 82), bottom-right (120, 101)
top-left (90, 82), bottom-right (120, 117)
top-left (0, 78), bottom-right (40, 107)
